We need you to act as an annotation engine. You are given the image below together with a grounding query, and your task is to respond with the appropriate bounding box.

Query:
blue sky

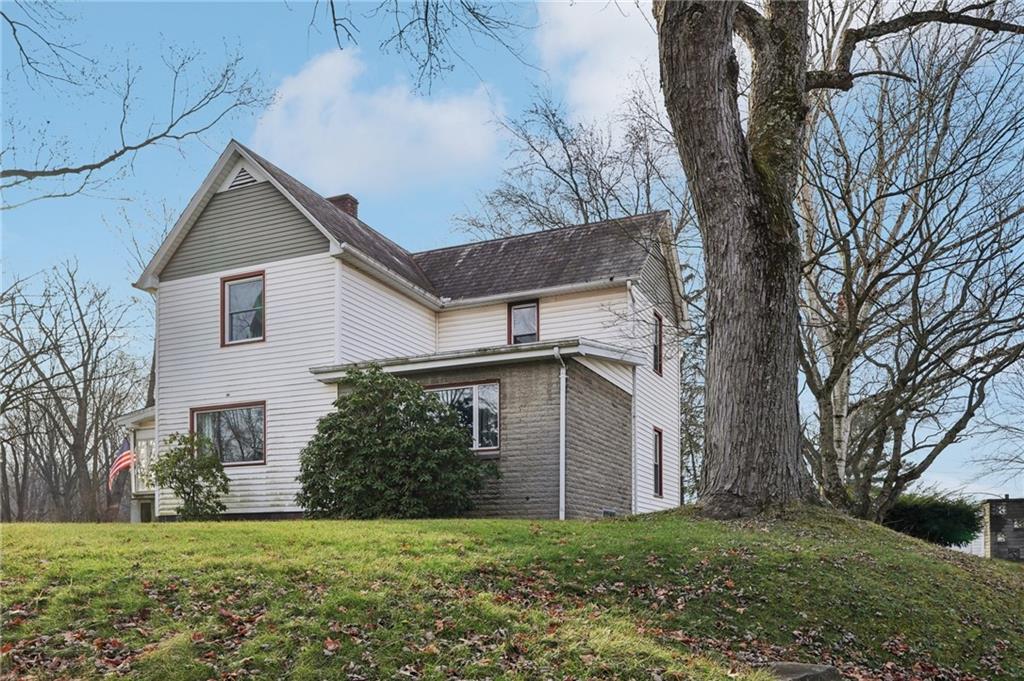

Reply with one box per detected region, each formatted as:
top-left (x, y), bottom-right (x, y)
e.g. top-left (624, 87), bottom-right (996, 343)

top-left (2, 1), bottom-right (1020, 498)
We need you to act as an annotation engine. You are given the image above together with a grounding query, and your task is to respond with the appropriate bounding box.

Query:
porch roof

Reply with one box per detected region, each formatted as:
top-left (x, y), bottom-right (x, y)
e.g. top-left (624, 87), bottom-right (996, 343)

top-left (116, 406), bottom-right (155, 429)
top-left (309, 338), bottom-right (644, 384)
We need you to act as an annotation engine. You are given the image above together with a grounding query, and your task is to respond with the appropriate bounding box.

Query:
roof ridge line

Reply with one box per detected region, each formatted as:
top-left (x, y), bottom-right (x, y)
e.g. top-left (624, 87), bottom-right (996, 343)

top-left (411, 211), bottom-right (668, 256)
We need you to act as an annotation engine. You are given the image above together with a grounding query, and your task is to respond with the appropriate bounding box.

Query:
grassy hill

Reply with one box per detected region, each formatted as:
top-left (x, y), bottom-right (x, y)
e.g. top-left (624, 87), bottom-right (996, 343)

top-left (2, 508), bottom-right (1022, 680)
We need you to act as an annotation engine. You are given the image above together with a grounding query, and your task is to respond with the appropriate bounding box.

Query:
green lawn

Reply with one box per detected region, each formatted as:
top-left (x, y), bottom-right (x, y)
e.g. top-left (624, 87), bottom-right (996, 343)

top-left (2, 509), bottom-right (1022, 680)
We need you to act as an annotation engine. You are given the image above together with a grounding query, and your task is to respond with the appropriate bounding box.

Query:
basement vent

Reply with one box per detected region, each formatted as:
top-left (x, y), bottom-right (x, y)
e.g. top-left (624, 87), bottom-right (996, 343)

top-left (226, 166), bottom-right (258, 190)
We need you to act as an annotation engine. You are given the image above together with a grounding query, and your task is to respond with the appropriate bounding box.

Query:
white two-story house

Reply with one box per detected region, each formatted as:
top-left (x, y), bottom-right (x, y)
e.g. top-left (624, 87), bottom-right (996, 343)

top-left (120, 140), bottom-right (687, 521)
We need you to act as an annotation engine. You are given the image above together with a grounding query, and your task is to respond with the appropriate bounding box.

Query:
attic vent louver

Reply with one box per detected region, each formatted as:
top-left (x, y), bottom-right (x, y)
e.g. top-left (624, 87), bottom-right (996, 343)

top-left (227, 166), bottom-right (257, 190)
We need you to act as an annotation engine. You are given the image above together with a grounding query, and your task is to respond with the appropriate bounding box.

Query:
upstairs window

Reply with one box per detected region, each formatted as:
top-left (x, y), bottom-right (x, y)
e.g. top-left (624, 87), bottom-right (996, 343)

top-left (192, 402), bottom-right (266, 465)
top-left (653, 311), bottom-right (664, 375)
top-left (222, 272), bottom-right (264, 345)
top-left (653, 427), bottom-right (664, 497)
top-left (508, 301), bottom-right (539, 344)
top-left (427, 383), bottom-right (499, 450)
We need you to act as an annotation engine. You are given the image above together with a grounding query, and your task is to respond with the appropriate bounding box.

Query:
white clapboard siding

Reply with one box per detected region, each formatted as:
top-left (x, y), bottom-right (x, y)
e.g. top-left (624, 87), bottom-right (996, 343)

top-left (339, 263), bottom-right (436, 362)
top-left (155, 252), bottom-right (338, 516)
top-left (436, 286), bottom-right (631, 352)
top-left (539, 287), bottom-right (630, 343)
top-left (631, 286), bottom-right (681, 513)
top-left (436, 303), bottom-right (507, 351)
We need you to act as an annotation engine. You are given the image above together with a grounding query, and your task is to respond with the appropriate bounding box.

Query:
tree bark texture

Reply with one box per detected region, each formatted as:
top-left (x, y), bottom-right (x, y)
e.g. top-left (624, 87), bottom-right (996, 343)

top-left (655, 0), bottom-right (815, 516)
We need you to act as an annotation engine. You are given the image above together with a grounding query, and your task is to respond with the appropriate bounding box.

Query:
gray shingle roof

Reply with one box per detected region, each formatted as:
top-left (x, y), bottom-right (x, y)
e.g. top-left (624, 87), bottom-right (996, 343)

top-left (412, 214), bottom-right (667, 302)
top-left (240, 142), bottom-right (666, 302)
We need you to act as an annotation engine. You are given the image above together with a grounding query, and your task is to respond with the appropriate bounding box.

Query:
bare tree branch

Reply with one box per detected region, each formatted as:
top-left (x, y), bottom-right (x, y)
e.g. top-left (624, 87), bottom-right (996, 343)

top-left (807, 1), bottom-right (1024, 90)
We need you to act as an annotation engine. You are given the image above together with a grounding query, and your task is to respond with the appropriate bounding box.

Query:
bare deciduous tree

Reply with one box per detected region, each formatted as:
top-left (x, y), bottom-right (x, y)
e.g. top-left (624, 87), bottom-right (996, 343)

top-left (318, 0), bottom-right (528, 88)
top-left (978, 363), bottom-right (1024, 483)
top-left (0, 2), bottom-right (269, 209)
top-left (0, 265), bottom-right (145, 521)
top-left (797, 5), bottom-right (1024, 520)
top-left (652, 0), bottom-right (1024, 516)
top-left (458, 86), bottom-right (694, 242)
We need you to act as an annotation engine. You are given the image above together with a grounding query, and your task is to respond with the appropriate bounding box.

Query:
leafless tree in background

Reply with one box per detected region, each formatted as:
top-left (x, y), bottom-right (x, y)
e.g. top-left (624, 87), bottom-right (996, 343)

top-left (456, 84), bottom-right (707, 502)
top-left (106, 202), bottom-right (175, 408)
top-left (0, 265), bottom-right (146, 521)
top-left (0, 1), bottom-right (268, 209)
top-left (979, 363), bottom-right (1024, 483)
top-left (797, 7), bottom-right (1024, 520)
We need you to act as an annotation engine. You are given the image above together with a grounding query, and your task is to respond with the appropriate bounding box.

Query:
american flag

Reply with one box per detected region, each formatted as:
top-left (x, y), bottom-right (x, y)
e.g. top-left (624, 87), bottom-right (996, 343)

top-left (107, 438), bottom-right (136, 491)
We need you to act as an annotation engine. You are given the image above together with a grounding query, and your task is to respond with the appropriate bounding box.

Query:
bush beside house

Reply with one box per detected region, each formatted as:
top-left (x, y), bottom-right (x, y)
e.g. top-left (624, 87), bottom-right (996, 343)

top-left (296, 366), bottom-right (495, 519)
top-left (151, 433), bottom-right (230, 520)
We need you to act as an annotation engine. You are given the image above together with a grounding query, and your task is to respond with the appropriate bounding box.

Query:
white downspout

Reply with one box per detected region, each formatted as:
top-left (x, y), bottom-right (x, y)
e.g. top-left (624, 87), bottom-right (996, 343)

top-left (554, 346), bottom-right (567, 520)
top-left (626, 280), bottom-right (638, 514)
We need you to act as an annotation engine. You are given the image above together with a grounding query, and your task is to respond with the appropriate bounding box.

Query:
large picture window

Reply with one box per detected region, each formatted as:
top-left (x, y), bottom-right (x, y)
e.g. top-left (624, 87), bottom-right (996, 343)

top-left (192, 402), bottom-right (266, 465)
top-left (222, 272), bottom-right (265, 345)
top-left (508, 301), bottom-right (538, 344)
top-left (427, 383), bottom-right (499, 450)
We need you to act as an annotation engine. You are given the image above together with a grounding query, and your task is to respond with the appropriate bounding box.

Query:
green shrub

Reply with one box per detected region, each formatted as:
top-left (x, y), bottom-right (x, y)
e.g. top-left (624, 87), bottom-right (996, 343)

top-left (296, 366), bottom-right (496, 519)
top-left (883, 492), bottom-right (982, 547)
top-left (151, 433), bottom-right (230, 520)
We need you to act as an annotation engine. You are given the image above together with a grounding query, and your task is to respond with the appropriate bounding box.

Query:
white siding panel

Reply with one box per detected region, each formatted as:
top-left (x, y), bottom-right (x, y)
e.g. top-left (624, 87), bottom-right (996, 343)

top-left (632, 287), bottom-right (681, 513)
top-left (339, 264), bottom-right (436, 362)
top-left (575, 357), bottom-right (633, 395)
top-left (436, 287), bottom-right (631, 352)
top-left (437, 303), bottom-right (507, 351)
top-left (155, 253), bottom-right (338, 516)
top-left (539, 287), bottom-right (629, 343)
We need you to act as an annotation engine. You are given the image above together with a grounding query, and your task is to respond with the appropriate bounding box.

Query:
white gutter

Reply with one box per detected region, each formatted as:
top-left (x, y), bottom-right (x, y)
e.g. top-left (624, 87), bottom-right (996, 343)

top-left (310, 337), bottom-right (645, 383)
top-left (441, 278), bottom-right (628, 310)
top-left (554, 345), bottom-right (567, 521)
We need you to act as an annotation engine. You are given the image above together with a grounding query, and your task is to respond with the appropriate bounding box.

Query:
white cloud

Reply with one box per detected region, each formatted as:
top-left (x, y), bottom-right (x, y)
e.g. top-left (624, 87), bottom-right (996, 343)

top-left (250, 50), bottom-right (501, 194)
top-left (536, 1), bottom-right (657, 124)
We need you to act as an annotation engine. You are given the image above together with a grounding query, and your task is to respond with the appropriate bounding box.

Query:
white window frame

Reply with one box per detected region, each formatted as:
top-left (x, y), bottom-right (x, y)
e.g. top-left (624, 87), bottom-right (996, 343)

top-left (222, 273), bottom-right (265, 345)
top-left (426, 382), bottom-right (500, 451)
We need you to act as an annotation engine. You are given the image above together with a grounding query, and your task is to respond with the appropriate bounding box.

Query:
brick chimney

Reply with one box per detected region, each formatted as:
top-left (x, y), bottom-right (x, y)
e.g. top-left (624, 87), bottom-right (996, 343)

top-left (327, 193), bottom-right (358, 218)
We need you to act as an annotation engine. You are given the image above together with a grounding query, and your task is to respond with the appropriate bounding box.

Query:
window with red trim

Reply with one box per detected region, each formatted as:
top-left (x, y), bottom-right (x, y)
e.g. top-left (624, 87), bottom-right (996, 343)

top-left (653, 427), bottom-right (664, 497)
top-left (653, 311), bottom-right (664, 375)
top-left (508, 301), bottom-right (539, 344)
top-left (192, 403), bottom-right (265, 465)
top-left (222, 273), bottom-right (264, 345)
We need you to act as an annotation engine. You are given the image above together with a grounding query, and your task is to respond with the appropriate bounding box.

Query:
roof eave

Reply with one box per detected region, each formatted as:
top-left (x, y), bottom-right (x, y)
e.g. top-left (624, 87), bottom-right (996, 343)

top-left (335, 244), bottom-right (443, 310)
top-left (440, 278), bottom-right (629, 310)
top-left (653, 214), bottom-right (691, 332)
top-left (309, 337), bottom-right (644, 383)
top-left (116, 406), bottom-right (156, 428)
top-left (135, 140), bottom-right (350, 291)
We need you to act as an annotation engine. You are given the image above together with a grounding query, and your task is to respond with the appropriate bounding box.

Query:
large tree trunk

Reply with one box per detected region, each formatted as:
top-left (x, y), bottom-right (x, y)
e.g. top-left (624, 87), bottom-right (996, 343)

top-left (655, 0), bottom-right (815, 516)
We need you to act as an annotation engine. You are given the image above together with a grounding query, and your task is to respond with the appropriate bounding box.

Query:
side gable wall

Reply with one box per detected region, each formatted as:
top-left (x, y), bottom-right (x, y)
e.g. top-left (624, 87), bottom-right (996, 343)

top-left (639, 246), bottom-right (680, 326)
top-left (154, 179), bottom-right (337, 517)
top-left (632, 245), bottom-right (683, 513)
top-left (161, 181), bottom-right (329, 281)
